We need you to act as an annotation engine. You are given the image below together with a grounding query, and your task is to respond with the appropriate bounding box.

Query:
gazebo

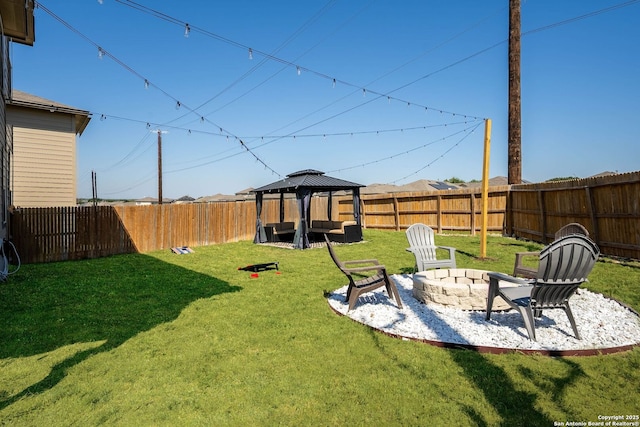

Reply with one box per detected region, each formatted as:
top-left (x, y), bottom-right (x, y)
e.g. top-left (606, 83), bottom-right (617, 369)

top-left (252, 169), bottom-right (364, 249)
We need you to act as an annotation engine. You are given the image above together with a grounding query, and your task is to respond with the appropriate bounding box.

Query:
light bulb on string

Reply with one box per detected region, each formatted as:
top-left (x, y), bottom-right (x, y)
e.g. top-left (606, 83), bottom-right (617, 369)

top-left (97, 47), bottom-right (104, 59)
top-left (296, 66), bottom-right (301, 76)
top-left (175, 101), bottom-right (181, 109)
top-left (332, 79), bottom-right (336, 88)
top-left (184, 23), bottom-right (190, 37)
top-left (248, 48), bottom-right (253, 60)
top-left (144, 79), bottom-right (149, 89)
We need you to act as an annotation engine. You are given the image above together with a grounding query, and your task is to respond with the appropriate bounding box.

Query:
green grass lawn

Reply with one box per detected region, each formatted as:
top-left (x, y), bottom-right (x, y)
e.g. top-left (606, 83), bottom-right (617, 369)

top-left (1, 230), bottom-right (639, 426)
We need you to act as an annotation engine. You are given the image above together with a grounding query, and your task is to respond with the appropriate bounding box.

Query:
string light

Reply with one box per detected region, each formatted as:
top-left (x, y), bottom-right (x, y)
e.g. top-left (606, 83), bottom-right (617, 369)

top-left (98, 112), bottom-right (480, 142)
top-left (144, 79), bottom-right (149, 89)
top-left (248, 48), bottom-right (253, 60)
top-left (327, 122), bottom-right (482, 178)
top-left (97, 46), bottom-right (104, 59)
top-left (175, 101), bottom-right (181, 109)
top-left (296, 66), bottom-right (301, 76)
top-left (184, 23), bottom-right (190, 37)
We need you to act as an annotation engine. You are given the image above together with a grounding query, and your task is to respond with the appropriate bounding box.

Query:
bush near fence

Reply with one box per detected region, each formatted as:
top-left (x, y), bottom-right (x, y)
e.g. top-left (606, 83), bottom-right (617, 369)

top-left (9, 172), bottom-right (640, 263)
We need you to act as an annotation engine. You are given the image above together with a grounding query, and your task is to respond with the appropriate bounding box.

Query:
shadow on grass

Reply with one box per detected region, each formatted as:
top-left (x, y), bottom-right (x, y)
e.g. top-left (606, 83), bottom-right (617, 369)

top-left (0, 253), bottom-right (240, 409)
top-left (448, 349), bottom-right (552, 426)
top-left (367, 325), bottom-right (550, 425)
top-left (363, 295), bottom-right (554, 426)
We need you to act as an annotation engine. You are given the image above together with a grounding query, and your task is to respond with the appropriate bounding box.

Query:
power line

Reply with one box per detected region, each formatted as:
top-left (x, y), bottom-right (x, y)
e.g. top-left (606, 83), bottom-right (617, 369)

top-left (387, 121), bottom-right (484, 185)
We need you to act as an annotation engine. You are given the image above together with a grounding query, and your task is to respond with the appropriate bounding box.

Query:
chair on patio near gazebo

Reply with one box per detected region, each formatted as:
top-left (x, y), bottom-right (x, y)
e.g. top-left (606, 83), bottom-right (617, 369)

top-left (486, 234), bottom-right (600, 341)
top-left (325, 235), bottom-right (403, 311)
top-left (405, 223), bottom-right (456, 273)
top-left (513, 223), bottom-right (590, 278)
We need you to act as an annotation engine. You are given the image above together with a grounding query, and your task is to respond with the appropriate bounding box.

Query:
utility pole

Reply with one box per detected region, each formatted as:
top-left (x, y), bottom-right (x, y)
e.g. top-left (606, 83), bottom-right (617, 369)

top-left (91, 170), bottom-right (98, 206)
top-left (508, 0), bottom-right (522, 184)
top-left (153, 129), bottom-right (168, 205)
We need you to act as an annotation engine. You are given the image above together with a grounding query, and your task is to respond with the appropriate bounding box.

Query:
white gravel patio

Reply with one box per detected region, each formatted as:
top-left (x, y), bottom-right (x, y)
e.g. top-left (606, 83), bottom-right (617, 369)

top-left (327, 273), bottom-right (640, 355)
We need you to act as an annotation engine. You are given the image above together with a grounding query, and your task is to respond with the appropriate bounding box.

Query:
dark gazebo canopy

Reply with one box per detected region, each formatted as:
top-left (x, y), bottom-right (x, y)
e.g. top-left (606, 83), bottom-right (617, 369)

top-left (253, 169), bottom-right (363, 193)
top-left (252, 169), bottom-right (364, 249)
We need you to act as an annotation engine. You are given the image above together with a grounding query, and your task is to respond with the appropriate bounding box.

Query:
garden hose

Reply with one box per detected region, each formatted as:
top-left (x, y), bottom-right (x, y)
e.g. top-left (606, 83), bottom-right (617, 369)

top-left (0, 238), bottom-right (20, 281)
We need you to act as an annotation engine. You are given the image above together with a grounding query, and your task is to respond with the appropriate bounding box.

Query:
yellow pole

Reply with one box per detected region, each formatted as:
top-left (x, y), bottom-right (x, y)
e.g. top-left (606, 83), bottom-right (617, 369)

top-left (480, 119), bottom-right (492, 258)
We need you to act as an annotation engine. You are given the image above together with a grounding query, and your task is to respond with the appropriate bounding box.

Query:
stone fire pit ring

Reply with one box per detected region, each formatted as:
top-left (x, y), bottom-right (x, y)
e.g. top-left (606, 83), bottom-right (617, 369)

top-left (412, 268), bottom-right (517, 311)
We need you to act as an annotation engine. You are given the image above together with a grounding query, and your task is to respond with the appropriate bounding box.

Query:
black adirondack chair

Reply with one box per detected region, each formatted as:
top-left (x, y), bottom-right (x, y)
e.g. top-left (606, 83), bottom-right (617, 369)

top-left (325, 234), bottom-right (403, 311)
top-left (486, 234), bottom-right (600, 341)
top-left (513, 223), bottom-right (590, 278)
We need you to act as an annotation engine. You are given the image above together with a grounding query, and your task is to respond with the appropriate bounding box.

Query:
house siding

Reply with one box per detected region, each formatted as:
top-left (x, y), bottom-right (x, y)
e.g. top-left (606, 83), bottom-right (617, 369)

top-left (0, 35), bottom-right (10, 239)
top-left (8, 107), bottom-right (77, 207)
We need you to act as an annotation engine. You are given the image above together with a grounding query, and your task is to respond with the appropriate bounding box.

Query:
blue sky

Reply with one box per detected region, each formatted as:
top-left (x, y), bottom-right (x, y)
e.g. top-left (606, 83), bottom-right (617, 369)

top-left (11, 0), bottom-right (640, 199)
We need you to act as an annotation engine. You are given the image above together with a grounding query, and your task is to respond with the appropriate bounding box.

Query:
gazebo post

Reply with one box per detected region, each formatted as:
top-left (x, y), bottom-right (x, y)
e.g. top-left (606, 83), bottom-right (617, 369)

top-left (253, 192), bottom-right (267, 243)
top-left (279, 193), bottom-right (285, 223)
top-left (293, 189), bottom-right (311, 249)
top-left (353, 188), bottom-right (361, 225)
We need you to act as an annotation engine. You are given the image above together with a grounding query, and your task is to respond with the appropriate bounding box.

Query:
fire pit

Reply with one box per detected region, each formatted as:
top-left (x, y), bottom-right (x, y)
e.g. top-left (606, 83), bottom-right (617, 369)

top-left (412, 269), bottom-right (516, 311)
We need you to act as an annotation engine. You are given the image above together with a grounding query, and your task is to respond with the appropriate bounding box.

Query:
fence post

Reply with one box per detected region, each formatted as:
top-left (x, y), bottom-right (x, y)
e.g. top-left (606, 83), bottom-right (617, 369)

top-left (537, 190), bottom-right (547, 242)
top-left (393, 196), bottom-right (400, 231)
top-left (585, 186), bottom-right (599, 245)
top-left (436, 194), bottom-right (442, 233)
top-left (470, 192), bottom-right (476, 236)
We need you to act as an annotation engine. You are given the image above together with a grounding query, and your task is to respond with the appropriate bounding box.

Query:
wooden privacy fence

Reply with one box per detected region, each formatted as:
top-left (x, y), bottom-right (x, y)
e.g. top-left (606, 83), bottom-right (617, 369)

top-left (507, 171), bottom-right (640, 260)
top-left (9, 173), bottom-right (640, 263)
top-left (10, 206), bottom-right (137, 263)
top-left (10, 188), bottom-right (507, 263)
top-left (346, 186), bottom-right (509, 233)
top-left (11, 201), bottom-right (256, 263)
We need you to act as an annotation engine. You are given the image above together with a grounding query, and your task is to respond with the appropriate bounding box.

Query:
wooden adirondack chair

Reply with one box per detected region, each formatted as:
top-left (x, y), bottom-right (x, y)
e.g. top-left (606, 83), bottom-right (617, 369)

top-left (325, 235), bottom-right (403, 311)
top-left (486, 234), bottom-right (600, 341)
top-left (513, 223), bottom-right (590, 278)
top-left (405, 223), bottom-right (456, 273)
